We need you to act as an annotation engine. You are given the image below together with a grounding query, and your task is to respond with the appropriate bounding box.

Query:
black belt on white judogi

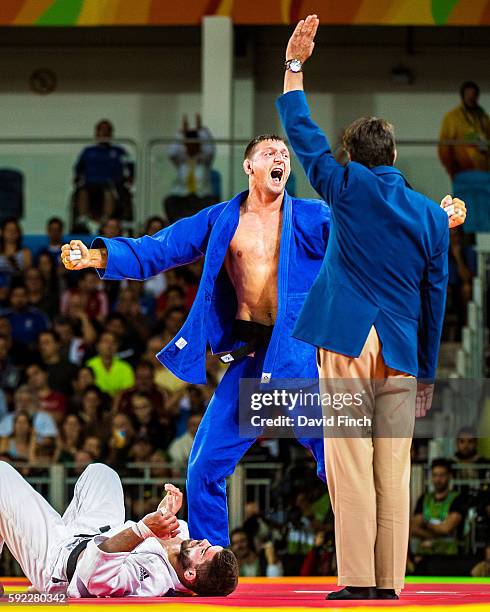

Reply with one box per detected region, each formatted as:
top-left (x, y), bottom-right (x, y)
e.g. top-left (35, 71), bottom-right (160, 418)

top-left (65, 525), bottom-right (111, 582)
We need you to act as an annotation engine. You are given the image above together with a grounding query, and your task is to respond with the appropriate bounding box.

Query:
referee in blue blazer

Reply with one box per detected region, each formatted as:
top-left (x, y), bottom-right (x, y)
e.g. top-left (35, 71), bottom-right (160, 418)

top-left (277, 15), bottom-right (464, 601)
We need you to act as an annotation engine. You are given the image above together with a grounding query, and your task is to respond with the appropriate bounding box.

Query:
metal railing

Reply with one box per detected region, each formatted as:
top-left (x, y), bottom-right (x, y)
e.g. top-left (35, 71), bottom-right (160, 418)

top-left (1, 136), bottom-right (487, 233)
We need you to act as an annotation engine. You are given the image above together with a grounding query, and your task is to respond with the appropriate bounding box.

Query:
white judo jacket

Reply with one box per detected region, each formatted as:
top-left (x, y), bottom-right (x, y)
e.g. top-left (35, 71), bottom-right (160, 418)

top-left (66, 520), bottom-right (190, 598)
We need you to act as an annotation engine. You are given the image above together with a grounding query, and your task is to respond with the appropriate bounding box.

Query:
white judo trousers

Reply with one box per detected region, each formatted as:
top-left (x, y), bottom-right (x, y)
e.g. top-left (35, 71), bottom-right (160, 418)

top-left (0, 461), bottom-right (125, 592)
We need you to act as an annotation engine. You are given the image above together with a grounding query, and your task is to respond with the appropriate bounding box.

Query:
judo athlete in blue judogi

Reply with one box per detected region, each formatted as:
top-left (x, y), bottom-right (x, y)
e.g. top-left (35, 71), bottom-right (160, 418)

top-left (62, 135), bottom-right (463, 549)
top-left (62, 134), bottom-right (330, 547)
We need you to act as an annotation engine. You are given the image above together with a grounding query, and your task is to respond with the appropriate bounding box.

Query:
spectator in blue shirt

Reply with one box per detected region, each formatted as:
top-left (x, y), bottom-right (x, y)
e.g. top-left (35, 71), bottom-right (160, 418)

top-left (73, 120), bottom-right (134, 231)
top-left (3, 283), bottom-right (48, 347)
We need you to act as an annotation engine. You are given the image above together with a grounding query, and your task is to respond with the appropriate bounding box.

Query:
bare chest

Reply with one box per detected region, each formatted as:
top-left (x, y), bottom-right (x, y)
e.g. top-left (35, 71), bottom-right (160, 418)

top-left (228, 212), bottom-right (282, 264)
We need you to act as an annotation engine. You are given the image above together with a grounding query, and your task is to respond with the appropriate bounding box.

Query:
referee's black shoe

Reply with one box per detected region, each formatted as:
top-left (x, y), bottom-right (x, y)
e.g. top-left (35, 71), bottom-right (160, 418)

top-left (326, 587), bottom-right (377, 600)
top-left (376, 588), bottom-right (399, 599)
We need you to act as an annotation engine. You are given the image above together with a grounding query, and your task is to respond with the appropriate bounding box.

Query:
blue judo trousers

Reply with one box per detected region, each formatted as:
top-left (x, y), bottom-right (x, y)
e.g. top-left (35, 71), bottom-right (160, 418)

top-left (93, 190), bottom-right (331, 546)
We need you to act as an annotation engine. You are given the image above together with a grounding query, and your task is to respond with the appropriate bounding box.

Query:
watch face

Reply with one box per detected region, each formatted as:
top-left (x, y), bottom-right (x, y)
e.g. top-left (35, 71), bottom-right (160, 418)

top-left (290, 59), bottom-right (302, 73)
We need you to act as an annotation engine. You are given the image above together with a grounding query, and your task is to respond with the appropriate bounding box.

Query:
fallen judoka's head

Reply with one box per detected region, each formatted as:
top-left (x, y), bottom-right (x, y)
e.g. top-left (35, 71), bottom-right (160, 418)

top-left (176, 538), bottom-right (239, 596)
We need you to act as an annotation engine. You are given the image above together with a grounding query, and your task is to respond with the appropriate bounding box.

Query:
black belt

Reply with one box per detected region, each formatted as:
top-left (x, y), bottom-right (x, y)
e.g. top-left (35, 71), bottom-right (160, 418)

top-left (217, 320), bottom-right (274, 365)
top-left (66, 526), bottom-right (111, 583)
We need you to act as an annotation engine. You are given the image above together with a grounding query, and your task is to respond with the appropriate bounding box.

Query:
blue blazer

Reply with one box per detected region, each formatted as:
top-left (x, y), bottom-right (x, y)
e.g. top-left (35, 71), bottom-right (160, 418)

top-left (277, 90), bottom-right (449, 380)
top-left (93, 190), bottom-right (330, 384)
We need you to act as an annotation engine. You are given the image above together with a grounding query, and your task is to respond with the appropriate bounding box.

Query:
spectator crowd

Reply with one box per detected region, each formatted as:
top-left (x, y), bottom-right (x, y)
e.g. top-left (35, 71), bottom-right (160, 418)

top-left (0, 91), bottom-right (489, 578)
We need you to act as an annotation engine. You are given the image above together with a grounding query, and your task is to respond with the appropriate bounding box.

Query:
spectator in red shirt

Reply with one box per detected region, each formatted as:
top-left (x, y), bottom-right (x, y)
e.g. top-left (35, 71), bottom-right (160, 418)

top-left (60, 269), bottom-right (109, 324)
top-left (25, 362), bottom-right (66, 425)
top-left (156, 285), bottom-right (186, 319)
top-left (115, 360), bottom-right (174, 438)
top-left (115, 360), bottom-right (168, 416)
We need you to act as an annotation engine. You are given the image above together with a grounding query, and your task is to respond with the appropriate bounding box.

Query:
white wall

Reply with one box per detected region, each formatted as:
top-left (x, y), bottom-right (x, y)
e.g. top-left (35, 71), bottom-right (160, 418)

top-left (0, 46), bottom-right (202, 231)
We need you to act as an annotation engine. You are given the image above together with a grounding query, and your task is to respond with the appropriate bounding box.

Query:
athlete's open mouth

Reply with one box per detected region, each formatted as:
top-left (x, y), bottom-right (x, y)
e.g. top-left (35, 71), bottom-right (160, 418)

top-left (270, 168), bottom-right (284, 183)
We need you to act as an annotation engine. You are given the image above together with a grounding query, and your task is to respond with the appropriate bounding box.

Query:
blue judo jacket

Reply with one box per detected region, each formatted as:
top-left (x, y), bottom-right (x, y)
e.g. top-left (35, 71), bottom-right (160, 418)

top-left (277, 91), bottom-right (449, 380)
top-left (93, 190), bottom-right (330, 384)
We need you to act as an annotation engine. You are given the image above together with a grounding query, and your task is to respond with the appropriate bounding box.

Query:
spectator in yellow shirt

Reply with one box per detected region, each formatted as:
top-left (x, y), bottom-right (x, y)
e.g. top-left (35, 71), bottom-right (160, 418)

top-left (86, 331), bottom-right (135, 397)
top-left (439, 81), bottom-right (490, 179)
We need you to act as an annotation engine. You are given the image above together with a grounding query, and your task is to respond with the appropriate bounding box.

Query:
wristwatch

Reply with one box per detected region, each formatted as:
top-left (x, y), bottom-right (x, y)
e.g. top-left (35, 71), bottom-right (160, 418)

top-left (285, 59), bottom-right (303, 73)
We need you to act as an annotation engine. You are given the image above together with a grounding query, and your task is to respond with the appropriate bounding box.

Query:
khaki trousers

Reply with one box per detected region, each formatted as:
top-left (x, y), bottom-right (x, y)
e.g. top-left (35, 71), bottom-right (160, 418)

top-left (318, 326), bottom-right (415, 590)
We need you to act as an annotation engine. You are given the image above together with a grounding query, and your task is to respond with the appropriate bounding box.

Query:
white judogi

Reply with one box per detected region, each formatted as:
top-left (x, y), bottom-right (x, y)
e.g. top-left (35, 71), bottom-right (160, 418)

top-left (67, 522), bottom-right (189, 597)
top-left (0, 462), bottom-right (189, 597)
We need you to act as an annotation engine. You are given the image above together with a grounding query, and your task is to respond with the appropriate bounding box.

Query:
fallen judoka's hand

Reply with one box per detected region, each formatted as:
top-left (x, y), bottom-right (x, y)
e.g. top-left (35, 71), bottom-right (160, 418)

top-left (157, 483), bottom-right (183, 516)
top-left (131, 510), bottom-right (180, 540)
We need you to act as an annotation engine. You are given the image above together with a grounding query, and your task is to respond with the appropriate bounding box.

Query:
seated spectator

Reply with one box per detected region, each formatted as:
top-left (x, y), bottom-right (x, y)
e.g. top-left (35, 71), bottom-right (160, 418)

top-left (133, 216), bottom-right (169, 302)
top-left (284, 491), bottom-right (316, 566)
top-left (106, 412), bottom-right (135, 472)
top-left (124, 279), bottom-right (156, 318)
top-left (0, 384), bottom-right (57, 442)
top-left (116, 360), bottom-right (171, 428)
top-left (145, 215), bottom-right (166, 236)
top-left (99, 217), bottom-right (122, 239)
top-left (82, 435), bottom-right (103, 462)
top-left (78, 385), bottom-right (111, 441)
top-left (54, 414), bottom-right (85, 464)
top-left (444, 228), bottom-right (476, 340)
top-left (0, 333), bottom-right (21, 396)
top-left (72, 449), bottom-right (95, 475)
top-left (127, 392), bottom-right (170, 451)
top-left (164, 114), bottom-right (216, 223)
top-left (471, 543), bottom-right (490, 577)
top-left (161, 263), bottom-right (200, 311)
top-left (53, 315), bottom-right (89, 366)
top-left (230, 528), bottom-right (282, 577)
top-left (85, 331), bottom-right (135, 397)
top-left (300, 530), bottom-right (336, 577)
top-left (37, 330), bottom-right (78, 396)
top-left (25, 267), bottom-right (59, 319)
top-left (26, 362), bottom-right (66, 425)
top-left (129, 435), bottom-right (154, 463)
top-left (0, 411), bottom-right (34, 463)
top-left (0, 218), bottom-right (32, 284)
top-left (37, 251), bottom-right (62, 310)
top-left (3, 283), bottom-right (48, 348)
top-left (142, 334), bottom-right (186, 393)
top-left (60, 268), bottom-right (109, 325)
top-left (453, 426), bottom-right (489, 480)
top-left (168, 385), bottom-right (207, 438)
top-left (104, 312), bottom-right (144, 366)
top-left (69, 367), bottom-right (96, 412)
top-left (61, 291), bottom-right (98, 346)
top-left (156, 285), bottom-right (187, 319)
top-left (30, 436), bottom-right (56, 467)
top-left (167, 412), bottom-right (202, 471)
top-left (410, 458), bottom-right (466, 557)
top-left (0, 270), bottom-right (10, 311)
top-left (114, 286), bottom-right (153, 343)
top-left (156, 306), bottom-right (188, 338)
top-left (73, 119), bottom-right (134, 231)
top-left (40, 217), bottom-right (65, 266)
